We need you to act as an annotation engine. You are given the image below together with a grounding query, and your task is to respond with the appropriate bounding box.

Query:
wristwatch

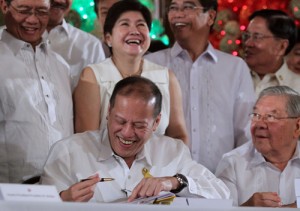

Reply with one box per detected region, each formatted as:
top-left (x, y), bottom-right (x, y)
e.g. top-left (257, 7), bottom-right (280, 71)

top-left (171, 173), bottom-right (188, 193)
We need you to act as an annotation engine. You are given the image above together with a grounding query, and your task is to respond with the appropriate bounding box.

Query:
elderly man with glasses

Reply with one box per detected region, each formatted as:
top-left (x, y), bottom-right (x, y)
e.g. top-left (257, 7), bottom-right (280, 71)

top-left (146, 0), bottom-right (255, 173)
top-left (216, 86), bottom-right (300, 208)
top-left (0, 0), bottom-right (73, 183)
top-left (243, 9), bottom-right (300, 96)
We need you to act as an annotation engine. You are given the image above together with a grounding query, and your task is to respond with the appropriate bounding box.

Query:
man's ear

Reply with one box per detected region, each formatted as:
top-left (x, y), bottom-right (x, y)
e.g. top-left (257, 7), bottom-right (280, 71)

top-left (1, 0), bottom-right (9, 14)
top-left (152, 113), bottom-right (161, 132)
top-left (107, 104), bottom-right (112, 116)
top-left (276, 39), bottom-right (289, 57)
top-left (207, 9), bottom-right (216, 27)
top-left (294, 118), bottom-right (300, 139)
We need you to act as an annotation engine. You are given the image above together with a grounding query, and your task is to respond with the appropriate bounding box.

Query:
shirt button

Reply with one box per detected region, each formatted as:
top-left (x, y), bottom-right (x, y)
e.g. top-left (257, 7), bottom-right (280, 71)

top-left (46, 95), bottom-right (49, 97)
top-left (41, 76), bottom-right (44, 80)
top-left (193, 128), bottom-right (196, 132)
top-left (192, 107), bottom-right (197, 111)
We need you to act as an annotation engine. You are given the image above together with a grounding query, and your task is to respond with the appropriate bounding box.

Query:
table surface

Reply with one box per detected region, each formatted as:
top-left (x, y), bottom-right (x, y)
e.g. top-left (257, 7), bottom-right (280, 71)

top-left (0, 201), bottom-right (299, 211)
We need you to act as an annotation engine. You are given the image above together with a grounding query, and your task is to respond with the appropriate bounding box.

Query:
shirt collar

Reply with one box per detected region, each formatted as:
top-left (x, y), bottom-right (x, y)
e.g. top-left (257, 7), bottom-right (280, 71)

top-left (97, 128), bottom-right (114, 161)
top-left (97, 128), bottom-right (152, 166)
top-left (250, 141), bottom-right (300, 167)
top-left (1, 29), bottom-right (48, 56)
top-left (170, 41), bottom-right (218, 63)
top-left (60, 19), bottom-right (70, 36)
top-left (43, 19), bottom-right (69, 39)
top-left (291, 141), bottom-right (300, 161)
top-left (138, 135), bottom-right (154, 166)
top-left (250, 61), bottom-right (286, 82)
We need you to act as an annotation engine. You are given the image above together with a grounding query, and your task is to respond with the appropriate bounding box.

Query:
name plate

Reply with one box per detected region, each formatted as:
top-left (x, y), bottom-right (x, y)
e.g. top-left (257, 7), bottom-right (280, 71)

top-left (0, 184), bottom-right (61, 202)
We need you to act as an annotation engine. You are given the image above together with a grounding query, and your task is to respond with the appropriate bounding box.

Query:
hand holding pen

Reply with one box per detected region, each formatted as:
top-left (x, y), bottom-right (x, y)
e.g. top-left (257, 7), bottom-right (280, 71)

top-left (60, 174), bottom-right (101, 202)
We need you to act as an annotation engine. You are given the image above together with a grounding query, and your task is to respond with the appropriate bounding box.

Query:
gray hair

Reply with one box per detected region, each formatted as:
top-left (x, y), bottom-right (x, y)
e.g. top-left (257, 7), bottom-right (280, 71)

top-left (257, 86), bottom-right (300, 117)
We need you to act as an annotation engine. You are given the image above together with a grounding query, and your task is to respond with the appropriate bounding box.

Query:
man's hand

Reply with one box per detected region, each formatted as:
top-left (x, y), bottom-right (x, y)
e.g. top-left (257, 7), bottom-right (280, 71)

top-left (60, 174), bottom-right (100, 202)
top-left (127, 176), bottom-right (179, 202)
top-left (241, 192), bottom-right (282, 207)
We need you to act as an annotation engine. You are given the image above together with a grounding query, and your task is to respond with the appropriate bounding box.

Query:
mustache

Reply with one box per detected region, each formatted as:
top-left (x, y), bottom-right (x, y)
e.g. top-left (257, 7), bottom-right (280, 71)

top-left (51, 1), bottom-right (69, 10)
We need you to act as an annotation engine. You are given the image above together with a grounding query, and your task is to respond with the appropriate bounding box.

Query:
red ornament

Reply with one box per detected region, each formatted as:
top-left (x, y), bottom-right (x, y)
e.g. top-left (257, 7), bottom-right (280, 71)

top-left (214, 0), bottom-right (291, 55)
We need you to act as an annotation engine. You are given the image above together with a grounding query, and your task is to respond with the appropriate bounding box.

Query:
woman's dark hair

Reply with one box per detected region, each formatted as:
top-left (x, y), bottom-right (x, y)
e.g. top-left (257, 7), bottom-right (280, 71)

top-left (103, 0), bottom-right (152, 35)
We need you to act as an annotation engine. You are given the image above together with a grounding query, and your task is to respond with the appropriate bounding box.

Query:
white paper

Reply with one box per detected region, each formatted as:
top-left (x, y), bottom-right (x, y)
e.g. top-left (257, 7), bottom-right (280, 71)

top-left (115, 191), bottom-right (176, 204)
top-left (0, 184), bottom-right (61, 202)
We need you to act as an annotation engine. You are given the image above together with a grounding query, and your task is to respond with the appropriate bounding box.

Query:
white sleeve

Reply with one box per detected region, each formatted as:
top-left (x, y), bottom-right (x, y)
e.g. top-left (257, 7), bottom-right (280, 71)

top-left (215, 156), bottom-right (238, 206)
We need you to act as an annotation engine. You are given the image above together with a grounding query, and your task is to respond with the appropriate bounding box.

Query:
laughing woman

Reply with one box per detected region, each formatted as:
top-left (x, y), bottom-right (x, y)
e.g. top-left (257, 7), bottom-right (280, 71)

top-left (73, 0), bottom-right (188, 144)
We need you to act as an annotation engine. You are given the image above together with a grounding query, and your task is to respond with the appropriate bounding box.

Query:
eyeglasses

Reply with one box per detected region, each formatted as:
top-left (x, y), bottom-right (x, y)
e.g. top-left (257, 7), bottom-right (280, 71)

top-left (242, 32), bottom-right (274, 43)
top-left (167, 3), bottom-right (206, 14)
top-left (249, 113), bottom-right (298, 123)
top-left (9, 4), bottom-right (49, 19)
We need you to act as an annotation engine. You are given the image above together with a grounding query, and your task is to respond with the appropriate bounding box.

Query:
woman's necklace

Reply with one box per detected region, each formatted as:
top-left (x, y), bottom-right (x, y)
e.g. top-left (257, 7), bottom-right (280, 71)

top-left (112, 57), bottom-right (143, 78)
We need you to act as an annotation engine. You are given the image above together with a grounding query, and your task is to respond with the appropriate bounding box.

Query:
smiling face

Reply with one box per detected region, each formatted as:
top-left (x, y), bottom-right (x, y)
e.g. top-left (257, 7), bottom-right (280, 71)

top-left (48, 0), bottom-right (71, 27)
top-left (105, 11), bottom-right (150, 57)
top-left (243, 17), bottom-right (287, 75)
top-left (251, 95), bottom-right (300, 160)
top-left (286, 43), bottom-right (300, 74)
top-left (1, 0), bottom-right (50, 48)
top-left (167, 0), bottom-right (215, 43)
top-left (107, 95), bottom-right (160, 167)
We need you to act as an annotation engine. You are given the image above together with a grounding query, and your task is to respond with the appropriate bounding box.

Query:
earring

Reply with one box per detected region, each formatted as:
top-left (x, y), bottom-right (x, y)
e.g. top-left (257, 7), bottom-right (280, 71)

top-left (107, 43), bottom-right (112, 47)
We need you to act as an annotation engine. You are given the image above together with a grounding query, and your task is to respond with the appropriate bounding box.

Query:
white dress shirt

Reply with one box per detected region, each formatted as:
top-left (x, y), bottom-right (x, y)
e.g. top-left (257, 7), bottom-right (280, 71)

top-left (251, 61), bottom-right (300, 96)
top-left (145, 42), bottom-right (255, 172)
top-left (44, 19), bottom-right (105, 89)
top-left (41, 129), bottom-right (230, 202)
top-left (215, 141), bottom-right (300, 206)
top-left (0, 30), bottom-right (74, 183)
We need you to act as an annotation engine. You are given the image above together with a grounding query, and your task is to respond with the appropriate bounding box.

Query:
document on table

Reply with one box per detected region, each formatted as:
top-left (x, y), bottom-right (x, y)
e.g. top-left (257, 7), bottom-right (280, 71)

top-left (116, 191), bottom-right (176, 204)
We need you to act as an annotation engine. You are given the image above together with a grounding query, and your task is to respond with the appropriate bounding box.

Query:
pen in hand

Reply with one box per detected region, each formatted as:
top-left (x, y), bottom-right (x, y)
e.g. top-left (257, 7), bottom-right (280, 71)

top-left (80, 178), bottom-right (115, 182)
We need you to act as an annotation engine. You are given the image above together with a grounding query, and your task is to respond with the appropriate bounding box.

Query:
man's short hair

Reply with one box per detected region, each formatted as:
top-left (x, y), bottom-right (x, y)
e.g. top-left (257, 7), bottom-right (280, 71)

top-left (197, 0), bottom-right (218, 13)
top-left (4, 0), bottom-right (12, 5)
top-left (249, 9), bottom-right (297, 55)
top-left (296, 28), bottom-right (300, 44)
top-left (109, 76), bottom-right (162, 117)
top-left (93, 0), bottom-right (100, 17)
top-left (257, 86), bottom-right (300, 117)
